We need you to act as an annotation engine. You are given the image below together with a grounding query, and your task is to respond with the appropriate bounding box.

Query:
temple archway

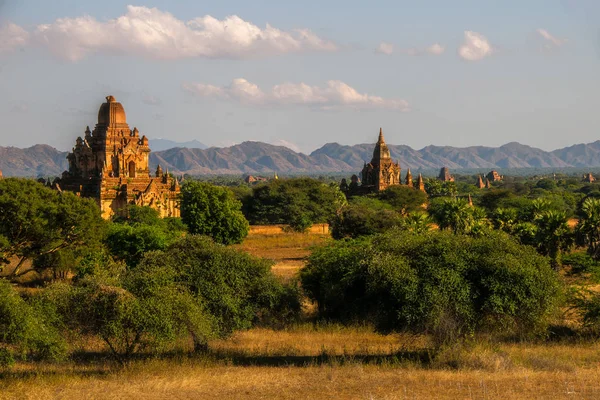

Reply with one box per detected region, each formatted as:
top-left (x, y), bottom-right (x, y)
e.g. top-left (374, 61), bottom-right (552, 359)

top-left (128, 161), bottom-right (136, 178)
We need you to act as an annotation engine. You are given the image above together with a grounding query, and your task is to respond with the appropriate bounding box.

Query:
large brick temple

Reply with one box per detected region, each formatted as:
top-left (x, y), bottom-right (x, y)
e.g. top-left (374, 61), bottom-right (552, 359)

top-left (57, 95), bottom-right (180, 219)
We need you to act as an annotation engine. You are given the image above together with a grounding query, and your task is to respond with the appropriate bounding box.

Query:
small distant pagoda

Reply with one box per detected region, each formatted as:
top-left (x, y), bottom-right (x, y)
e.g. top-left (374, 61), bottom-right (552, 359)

top-left (438, 167), bottom-right (454, 182)
top-left (583, 173), bottom-right (596, 183)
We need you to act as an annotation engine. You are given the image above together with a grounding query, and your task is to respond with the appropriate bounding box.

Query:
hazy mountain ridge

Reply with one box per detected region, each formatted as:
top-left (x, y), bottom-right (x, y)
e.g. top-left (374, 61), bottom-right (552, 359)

top-left (2, 140), bottom-right (600, 176)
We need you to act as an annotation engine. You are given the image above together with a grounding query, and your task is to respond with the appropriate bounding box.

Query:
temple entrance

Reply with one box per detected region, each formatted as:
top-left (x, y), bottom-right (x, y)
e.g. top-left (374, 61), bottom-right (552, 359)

top-left (128, 161), bottom-right (136, 178)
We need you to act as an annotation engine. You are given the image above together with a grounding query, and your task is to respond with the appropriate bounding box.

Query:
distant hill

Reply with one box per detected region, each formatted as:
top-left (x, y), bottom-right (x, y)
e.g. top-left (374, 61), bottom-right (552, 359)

top-left (2, 139), bottom-right (600, 177)
top-left (148, 138), bottom-right (207, 152)
top-left (0, 145), bottom-right (68, 177)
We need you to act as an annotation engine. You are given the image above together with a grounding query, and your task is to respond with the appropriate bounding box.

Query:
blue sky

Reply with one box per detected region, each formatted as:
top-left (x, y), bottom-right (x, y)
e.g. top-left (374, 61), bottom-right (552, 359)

top-left (0, 0), bottom-right (599, 153)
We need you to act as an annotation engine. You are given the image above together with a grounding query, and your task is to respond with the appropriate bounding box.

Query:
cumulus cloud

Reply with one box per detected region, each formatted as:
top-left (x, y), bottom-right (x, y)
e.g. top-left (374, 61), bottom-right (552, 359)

top-left (537, 28), bottom-right (567, 49)
top-left (183, 79), bottom-right (409, 111)
top-left (426, 43), bottom-right (445, 55)
top-left (0, 22), bottom-right (29, 53)
top-left (30, 5), bottom-right (335, 61)
top-left (377, 42), bottom-right (444, 56)
top-left (375, 42), bottom-right (394, 55)
top-left (458, 31), bottom-right (493, 61)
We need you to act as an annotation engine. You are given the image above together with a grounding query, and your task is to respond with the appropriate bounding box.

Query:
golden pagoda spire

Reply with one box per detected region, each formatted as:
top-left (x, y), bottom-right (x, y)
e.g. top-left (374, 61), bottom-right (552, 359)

top-left (417, 173), bottom-right (425, 192)
top-left (405, 168), bottom-right (413, 187)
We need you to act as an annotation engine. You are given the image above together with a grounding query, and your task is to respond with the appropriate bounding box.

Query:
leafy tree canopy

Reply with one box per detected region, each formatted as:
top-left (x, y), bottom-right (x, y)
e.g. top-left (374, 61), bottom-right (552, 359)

top-left (243, 178), bottom-right (346, 230)
top-left (0, 178), bottom-right (105, 279)
top-left (181, 181), bottom-right (249, 245)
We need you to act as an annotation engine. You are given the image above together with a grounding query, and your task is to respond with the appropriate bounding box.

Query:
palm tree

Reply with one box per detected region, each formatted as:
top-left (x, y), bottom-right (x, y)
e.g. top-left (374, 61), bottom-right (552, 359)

top-left (576, 197), bottom-right (600, 260)
top-left (534, 210), bottom-right (573, 269)
top-left (492, 207), bottom-right (518, 233)
top-left (403, 212), bottom-right (432, 234)
top-left (529, 198), bottom-right (552, 220)
top-left (430, 198), bottom-right (488, 235)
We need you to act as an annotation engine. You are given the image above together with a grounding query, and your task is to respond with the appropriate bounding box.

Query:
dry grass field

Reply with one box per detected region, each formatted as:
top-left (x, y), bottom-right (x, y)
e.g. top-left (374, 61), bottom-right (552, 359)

top-left (3, 227), bottom-right (600, 399)
top-left (234, 227), bottom-right (331, 281)
top-left (2, 328), bottom-right (600, 399)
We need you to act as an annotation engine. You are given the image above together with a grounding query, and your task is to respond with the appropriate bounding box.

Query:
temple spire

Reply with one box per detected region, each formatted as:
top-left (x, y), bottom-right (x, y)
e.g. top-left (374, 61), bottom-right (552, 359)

top-left (405, 168), bottom-right (413, 187)
top-left (378, 127), bottom-right (384, 143)
top-left (417, 173), bottom-right (425, 192)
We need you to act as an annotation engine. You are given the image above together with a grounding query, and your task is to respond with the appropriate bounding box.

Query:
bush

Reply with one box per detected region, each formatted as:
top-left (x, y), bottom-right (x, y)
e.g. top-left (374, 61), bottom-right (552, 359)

top-left (562, 252), bottom-right (600, 276)
top-left (45, 276), bottom-right (215, 363)
top-left (0, 280), bottom-right (66, 367)
top-left (301, 229), bottom-right (560, 345)
top-left (136, 236), bottom-right (301, 336)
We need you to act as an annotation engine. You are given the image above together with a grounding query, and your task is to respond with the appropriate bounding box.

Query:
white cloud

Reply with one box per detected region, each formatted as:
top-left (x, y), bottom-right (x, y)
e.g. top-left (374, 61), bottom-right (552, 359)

top-left (426, 43), bottom-right (445, 55)
top-left (378, 42), bottom-right (444, 56)
top-left (31, 5), bottom-right (336, 61)
top-left (0, 23), bottom-right (29, 54)
top-left (375, 42), bottom-right (394, 55)
top-left (458, 31), bottom-right (493, 61)
top-left (537, 28), bottom-right (567, 49)
top-left (183, 79), bottom-right (409, 111)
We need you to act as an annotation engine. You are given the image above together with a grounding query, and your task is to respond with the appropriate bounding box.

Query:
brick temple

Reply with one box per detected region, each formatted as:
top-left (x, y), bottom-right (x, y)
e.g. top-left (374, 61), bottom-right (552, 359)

top-left (57, 95), bottom-right (180, 219)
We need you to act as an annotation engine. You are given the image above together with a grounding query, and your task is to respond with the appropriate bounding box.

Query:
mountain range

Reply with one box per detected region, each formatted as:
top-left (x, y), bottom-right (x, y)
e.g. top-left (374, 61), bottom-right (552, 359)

top-left (2, 140), bottom-right (600, 177)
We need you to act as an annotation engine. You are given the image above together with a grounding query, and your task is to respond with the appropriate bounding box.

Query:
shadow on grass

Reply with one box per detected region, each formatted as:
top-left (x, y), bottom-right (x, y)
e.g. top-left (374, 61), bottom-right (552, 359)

top-left (209, 349), bottom-right (433, 367)
top-left (0, 349), bottom-right (434, 381)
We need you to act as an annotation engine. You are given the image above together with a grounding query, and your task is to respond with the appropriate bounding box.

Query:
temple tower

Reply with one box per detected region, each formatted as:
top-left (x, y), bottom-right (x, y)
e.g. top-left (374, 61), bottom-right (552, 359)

top-left (60, 96), bottom-right (180, 219)
top-left (360, 128), bottom-right (401, 192)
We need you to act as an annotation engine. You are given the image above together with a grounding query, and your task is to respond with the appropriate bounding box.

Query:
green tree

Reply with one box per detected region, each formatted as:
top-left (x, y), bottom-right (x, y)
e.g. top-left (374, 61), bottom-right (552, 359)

top-left (105, 224), bottom-right (171, 268)
top-left (401, 212), bottom-right (433, 234)
top-left (428, 198), bottom-right (489, 235)
top-left (533, 210), bottom-right (573, 269)
top-left (112, 205), bottom-right (162, 226)
top-left (181, 181), bottom-right (249, 245)
top-left (491, 208), bottom-right (519, 233)
top-left (425, 179), bottom-right (458, 197)
top-left (331, 203), bottom-right (403, 239)
top-left (0, 178), bottom-right (105, 279)
top-left (576, 197), bottom-right (600, 260)
top-left (378, 186), bottom-right (427, 214)
top-left (244, 178), bottom-right (346, 229)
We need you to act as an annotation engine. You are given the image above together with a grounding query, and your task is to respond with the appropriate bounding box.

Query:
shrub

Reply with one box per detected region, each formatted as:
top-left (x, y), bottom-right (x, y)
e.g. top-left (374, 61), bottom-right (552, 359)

top-left (301, 229), bottom-right (560, 345)
top-left (0, 280), bottom-right (66, 367)
top-left (136, 235), bottom-right (301, 336)
top-left (45, 276), bottom-right (215, 363)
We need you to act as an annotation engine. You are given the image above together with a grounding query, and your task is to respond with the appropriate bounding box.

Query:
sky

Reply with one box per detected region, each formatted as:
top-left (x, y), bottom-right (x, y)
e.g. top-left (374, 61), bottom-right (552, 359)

top-left (0, 0), bottom-right (599, 154)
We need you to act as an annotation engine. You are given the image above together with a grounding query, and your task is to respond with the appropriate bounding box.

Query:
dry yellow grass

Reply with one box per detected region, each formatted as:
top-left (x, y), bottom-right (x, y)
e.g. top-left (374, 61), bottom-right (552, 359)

top-left (235, 228), bottom-right (332, 281)
top-left (3, 330), bottom-right (600, 400)
top-left (2, 316), bottom-right (600, 399)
